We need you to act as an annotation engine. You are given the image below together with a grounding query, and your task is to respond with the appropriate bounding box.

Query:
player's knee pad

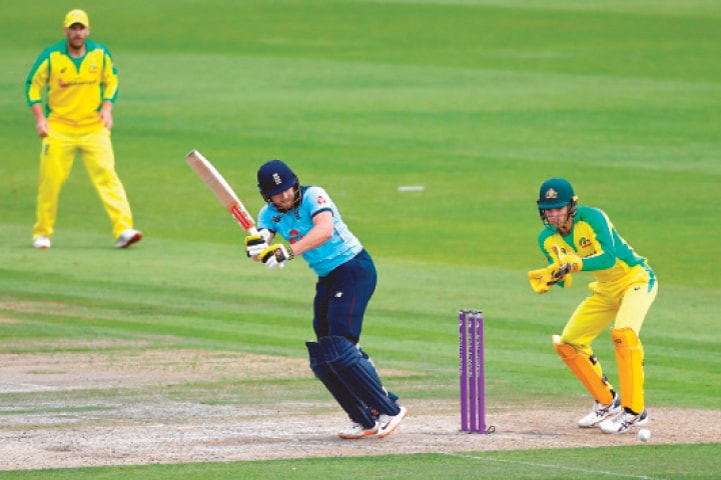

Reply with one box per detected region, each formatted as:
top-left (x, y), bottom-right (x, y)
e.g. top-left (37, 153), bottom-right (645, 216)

top-left (306, 341), bottom-right (375, 428)
top-left (552, 335), bottom-right (614, 404)
top-left (320, 336), bottom-right (400, 416)
top-left (611, 327), bottom-right (645, 413)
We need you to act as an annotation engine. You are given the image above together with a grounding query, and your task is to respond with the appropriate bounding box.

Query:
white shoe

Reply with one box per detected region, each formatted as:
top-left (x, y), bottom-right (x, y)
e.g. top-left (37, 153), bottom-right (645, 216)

top-left (338, 422), bottom-right (379, 439)
top-left (115, 229), bottom-right (142, 248)
top-left (377, 405), bottom-right (407, 438)
top-left (577, 393), bottom-right (621, 428)
top-left (599, 408), bottom-right (648, 434)
top-left (33, 236), bottom-right (51, 249)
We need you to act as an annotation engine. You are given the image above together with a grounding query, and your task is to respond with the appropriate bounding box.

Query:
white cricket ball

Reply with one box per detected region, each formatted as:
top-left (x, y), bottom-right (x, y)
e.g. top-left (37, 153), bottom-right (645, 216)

top-left (638, 428), bottom-right (651, 442)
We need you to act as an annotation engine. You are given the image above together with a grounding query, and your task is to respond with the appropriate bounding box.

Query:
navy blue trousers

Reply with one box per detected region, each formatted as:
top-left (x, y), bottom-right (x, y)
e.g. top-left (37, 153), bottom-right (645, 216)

top-left (313, 249), bottom-right (376, 344)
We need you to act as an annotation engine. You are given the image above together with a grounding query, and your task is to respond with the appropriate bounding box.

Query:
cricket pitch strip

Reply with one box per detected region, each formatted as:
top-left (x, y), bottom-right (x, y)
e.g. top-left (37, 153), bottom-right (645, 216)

top-left (0, 346), bottom-right (718, 471)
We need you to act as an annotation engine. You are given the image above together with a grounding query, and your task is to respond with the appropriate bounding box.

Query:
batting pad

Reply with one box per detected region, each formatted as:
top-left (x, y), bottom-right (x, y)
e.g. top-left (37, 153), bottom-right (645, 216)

top-left (553, 335), bottom-right (615, 405)
top-left (320, 336), bottom-right (401, 417)
top-left (306, 341), bottom-right (376, 429)
top-left (611, 328), bottom-right (645, 413)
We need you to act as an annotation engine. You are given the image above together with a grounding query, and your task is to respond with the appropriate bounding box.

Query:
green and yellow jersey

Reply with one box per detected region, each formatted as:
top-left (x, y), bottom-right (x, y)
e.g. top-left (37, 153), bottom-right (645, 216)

top-left (25, 39), bottom-right (118, 133)
top-left (537, 206), bottom-right (654, 286)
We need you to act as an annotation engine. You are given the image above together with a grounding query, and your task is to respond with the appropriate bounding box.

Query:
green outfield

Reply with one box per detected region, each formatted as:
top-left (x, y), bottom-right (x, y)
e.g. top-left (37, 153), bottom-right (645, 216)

top-left (1, 0), bottom-right (720, 478)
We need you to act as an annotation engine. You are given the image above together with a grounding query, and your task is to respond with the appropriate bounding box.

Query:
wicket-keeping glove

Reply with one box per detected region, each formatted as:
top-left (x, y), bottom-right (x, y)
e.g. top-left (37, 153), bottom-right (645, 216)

top-left (551, 244), bottom-right (583, 273)
top-left (259, 244), bottom-right (294, 270)
top-left (245, 229), bottom-right (271, 257)
top-left (528, 264), bottom-right (557, 294)
top-left (528, 263), bottom-right (572, 294)
top-left (552, 262), bottom-right (574, 289)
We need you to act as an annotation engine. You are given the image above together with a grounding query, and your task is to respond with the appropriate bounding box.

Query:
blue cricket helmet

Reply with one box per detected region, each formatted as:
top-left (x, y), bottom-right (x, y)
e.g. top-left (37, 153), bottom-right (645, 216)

top-left (257, 160), bottom-right (298, 198)
top-left (257, 160), bottom-right (301, 211)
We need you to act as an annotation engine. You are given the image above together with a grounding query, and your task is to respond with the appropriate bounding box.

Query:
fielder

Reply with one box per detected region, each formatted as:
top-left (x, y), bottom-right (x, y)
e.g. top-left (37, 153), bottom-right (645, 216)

top-left (245, 160), bottom-right (406, 439)
top-left (528, 178), bottom-right (658, 434)
top-left (25, 9), bottom-right (141, 249)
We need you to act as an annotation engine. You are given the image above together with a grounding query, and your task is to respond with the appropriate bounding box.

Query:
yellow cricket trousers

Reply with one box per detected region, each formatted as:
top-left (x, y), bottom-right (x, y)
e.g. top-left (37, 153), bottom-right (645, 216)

top-left (34, 127), bottom-right (134, 240)
top-left (560, 267), bottom-right (658, 353)
top-left (559, 266), bottom-right (657, 411)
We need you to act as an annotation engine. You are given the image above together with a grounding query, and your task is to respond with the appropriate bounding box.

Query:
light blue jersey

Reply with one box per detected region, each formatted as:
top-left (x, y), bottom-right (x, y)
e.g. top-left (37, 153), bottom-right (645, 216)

top-left (257, 186), bottom-right (363, 276)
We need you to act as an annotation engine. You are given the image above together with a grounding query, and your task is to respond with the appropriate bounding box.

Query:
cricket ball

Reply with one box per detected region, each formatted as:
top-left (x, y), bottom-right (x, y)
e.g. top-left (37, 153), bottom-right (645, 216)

top-left (638, 428), bottom-right (651, 442)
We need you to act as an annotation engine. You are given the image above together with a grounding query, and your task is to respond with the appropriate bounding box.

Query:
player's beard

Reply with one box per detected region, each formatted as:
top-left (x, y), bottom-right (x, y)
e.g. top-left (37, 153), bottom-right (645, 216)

top-left (67, 34), bottom-right (87, 56)
top-left (272, 187), bottom-right (300, 213)
top-left (274, 198), bottom-right (294, 211)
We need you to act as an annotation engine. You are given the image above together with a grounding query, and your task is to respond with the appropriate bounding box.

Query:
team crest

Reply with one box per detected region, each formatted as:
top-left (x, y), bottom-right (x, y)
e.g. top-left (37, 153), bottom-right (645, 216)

top-left (545, 188), bottom-right (558, 199)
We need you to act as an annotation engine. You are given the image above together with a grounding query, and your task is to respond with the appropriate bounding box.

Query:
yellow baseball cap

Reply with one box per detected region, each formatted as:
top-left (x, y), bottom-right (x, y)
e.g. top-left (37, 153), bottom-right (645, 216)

top-left (63, 9), bottom-right (89, 28)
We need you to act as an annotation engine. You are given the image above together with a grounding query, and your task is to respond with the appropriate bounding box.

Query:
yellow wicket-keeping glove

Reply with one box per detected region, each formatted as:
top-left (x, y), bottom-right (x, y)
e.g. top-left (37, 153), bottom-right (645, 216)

top-left (528, 264), bottom-right (557, 294)
top-left (528, 262), bottom-right (574, 294)
top-left (552, 263), bottom-right (573, 289)
top-left (551, 244), bottom-right (583, 273)
top-left (559, 272), bottom-right (573, 289)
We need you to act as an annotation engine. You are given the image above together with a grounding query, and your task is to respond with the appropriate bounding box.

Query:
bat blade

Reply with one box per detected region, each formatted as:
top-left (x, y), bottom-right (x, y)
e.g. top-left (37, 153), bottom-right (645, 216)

top-left (185, 149), bottom-right (258, 235)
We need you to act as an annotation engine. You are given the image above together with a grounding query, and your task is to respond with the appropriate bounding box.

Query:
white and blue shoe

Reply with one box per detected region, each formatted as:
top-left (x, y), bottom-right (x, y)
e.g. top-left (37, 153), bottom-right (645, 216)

top-left (577, 393), bottom-right (622, 428)
top-left (599, 408), bottom-right (648, 434)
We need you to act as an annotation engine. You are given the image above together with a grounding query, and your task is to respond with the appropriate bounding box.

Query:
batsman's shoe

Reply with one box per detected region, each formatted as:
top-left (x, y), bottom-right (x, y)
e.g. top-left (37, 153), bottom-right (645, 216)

top-left (377, 405), bottom-right (407, 439)
top-left (599, 408), bottom-right (648, 434)
top-left (33, 236), bottom-right (51, 249)
top-left (338, 422), bottom-right (379, 439)
top-left (577, 393), bottom-right (621, 428)
top-left (115, 229), bottom-right (143, 249)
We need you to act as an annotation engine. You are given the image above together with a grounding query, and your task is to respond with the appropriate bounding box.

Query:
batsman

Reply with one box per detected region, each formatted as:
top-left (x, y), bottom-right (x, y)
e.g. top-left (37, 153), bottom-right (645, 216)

top-left (528, 178), bottom-right (658, 434)
top-left (244, 160), bottom-right (406, 439)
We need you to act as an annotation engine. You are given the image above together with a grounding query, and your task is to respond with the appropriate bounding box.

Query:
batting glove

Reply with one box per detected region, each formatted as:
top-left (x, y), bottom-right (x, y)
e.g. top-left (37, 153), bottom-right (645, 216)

top-left (245, 229), bottom-right (271, 257)
top-left (259, 244), bottom-right (295, 270)
top-left (551, 244), bottom-right (583, 273)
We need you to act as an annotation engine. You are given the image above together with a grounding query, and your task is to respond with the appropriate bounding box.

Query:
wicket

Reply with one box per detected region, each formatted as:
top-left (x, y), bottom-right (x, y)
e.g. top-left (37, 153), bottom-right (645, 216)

top-left (459, 309), bottom-right (486, 433)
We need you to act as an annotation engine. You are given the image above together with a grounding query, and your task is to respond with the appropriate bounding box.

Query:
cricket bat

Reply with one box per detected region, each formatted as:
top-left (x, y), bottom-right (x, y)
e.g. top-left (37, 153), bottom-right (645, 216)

top-left (185, 149), bottom-right (259, 235)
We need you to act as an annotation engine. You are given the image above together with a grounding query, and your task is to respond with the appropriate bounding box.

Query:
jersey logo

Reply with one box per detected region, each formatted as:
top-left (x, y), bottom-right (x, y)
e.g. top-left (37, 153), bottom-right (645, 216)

top-left (57, 78), bottom-right (97, 88)
top-left (289, 229), bottom-right (302, 244)
top-left (579, 237), bottom-right (594, 250)
top-left (317, 195), bottom-right (327, 205)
